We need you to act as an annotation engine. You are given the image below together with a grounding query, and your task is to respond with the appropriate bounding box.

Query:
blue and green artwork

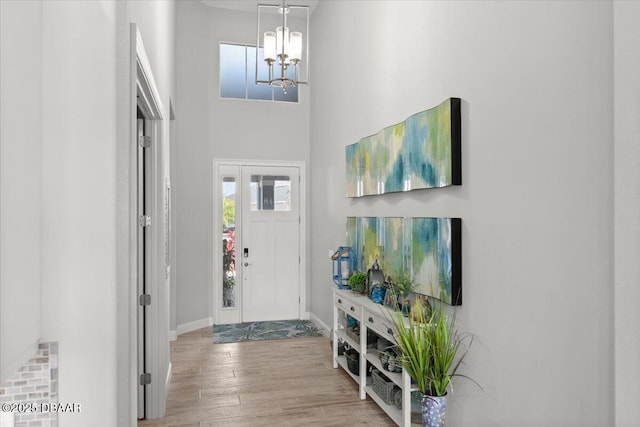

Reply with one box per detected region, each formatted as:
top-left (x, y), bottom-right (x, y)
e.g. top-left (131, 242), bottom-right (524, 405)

top-left (345, 98), bottom-right (461, 197)
top-left (346, 216), bottom-right (461, 306)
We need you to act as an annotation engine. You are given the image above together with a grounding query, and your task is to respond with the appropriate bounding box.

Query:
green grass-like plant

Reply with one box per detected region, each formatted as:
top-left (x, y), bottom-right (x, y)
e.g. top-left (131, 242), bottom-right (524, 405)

top-left (392, 298), bottom-right (432, 394)
top-left (391, 297), bottom-right (476, 397)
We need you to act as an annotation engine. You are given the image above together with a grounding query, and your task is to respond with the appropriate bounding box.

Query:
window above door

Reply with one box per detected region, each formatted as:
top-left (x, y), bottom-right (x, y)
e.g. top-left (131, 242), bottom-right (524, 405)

top-left (219, 42), bottom-right (299, 103)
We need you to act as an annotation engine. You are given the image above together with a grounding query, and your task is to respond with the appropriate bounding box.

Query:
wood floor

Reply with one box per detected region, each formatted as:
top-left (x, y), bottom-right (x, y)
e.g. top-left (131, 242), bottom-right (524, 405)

top-left (137, 327), bottom-right (396, 426)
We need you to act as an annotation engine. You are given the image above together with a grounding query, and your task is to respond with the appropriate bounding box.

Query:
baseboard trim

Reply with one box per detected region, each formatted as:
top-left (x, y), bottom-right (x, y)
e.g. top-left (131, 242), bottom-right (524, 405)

top-left (309, 313), bottom-right (331, 337)
top-left (176, 317), bottom-right (213, 336)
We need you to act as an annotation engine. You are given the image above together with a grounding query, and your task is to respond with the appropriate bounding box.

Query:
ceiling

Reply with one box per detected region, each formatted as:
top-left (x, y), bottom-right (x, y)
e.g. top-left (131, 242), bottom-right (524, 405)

top-left (201, 1), bottom-right (319, 14)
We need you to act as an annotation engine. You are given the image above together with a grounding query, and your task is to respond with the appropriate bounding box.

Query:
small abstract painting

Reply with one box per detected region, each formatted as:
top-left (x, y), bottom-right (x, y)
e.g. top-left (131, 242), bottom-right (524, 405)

top-left (346, 216), bottom-right (461, 305)
top-left (345, 98), bottom-right (461, 197)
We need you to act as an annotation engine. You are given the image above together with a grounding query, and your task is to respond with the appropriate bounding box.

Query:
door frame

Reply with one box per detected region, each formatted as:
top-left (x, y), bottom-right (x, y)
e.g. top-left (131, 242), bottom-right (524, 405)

top-left (130, 24), bottom-right (168, 420)
top-left (135, 116), bottom-right (150, 420)
top-left (212, 159), bottom-right (308, 325)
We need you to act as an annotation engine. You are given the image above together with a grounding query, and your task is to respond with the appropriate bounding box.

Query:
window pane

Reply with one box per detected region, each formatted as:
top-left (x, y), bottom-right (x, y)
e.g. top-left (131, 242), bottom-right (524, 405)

top-left (222, 177), bottom-right (236, 308)
top-left (220, 44), bottom-right (246, 99)
top-left (273, 85), bottom-right (298, 102)
top-left (247, 46), bottom-right (273, 101)
top-left (250, 175), bottom-right (291, 211)
top-left (220, 42), bottom-right (298, 103)
top-left (274, 63), bottom-right (298, 102)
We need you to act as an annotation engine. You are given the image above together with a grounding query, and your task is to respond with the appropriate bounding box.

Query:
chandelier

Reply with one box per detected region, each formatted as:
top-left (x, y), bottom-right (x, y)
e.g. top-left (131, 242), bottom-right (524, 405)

top-left (255, 2), bottom-right (309, 92)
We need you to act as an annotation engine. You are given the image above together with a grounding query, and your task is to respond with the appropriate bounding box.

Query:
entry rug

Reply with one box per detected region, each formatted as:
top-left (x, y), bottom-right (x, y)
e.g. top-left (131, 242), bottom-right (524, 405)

top-left (213, 319), bottom-right (322, 343)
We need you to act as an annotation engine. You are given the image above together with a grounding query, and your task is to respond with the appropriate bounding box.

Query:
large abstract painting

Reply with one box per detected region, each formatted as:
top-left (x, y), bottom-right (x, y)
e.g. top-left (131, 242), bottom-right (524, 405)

top-left (345, 98), bottom-right (461, 197)
top-left (346, 217), bottom-right (462, 305)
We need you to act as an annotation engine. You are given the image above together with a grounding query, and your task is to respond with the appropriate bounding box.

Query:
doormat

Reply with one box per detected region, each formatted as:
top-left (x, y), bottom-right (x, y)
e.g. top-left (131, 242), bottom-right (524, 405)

top-left (213, 319), bottom-right (323, 343)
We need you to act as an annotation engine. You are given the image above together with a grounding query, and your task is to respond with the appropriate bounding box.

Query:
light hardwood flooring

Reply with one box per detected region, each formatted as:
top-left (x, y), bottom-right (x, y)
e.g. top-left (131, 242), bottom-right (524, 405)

top-left (137, 326), bottom-right (397, 426)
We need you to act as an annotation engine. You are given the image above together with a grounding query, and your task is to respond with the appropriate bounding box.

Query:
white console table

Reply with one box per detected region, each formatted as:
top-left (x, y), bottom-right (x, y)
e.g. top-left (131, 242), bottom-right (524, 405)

top-left (332, 288), bottom-right (418, 426)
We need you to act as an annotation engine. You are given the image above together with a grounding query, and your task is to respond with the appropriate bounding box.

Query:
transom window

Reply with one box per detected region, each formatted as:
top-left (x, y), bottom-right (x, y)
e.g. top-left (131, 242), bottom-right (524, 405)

top-left (219, 43), bottom-right (298, 103)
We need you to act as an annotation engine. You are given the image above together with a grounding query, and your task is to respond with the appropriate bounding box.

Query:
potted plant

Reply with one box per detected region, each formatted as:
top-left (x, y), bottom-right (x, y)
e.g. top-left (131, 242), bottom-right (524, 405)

top-left (391, 299), bottom-right (477, 427)
top-left (347, 272), bottom-right (367, 294)
top-left (387, 272), bottom-right (416, 314)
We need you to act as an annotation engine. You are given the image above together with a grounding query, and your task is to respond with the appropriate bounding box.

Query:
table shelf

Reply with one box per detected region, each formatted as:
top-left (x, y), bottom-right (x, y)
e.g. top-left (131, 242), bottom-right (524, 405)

top-left (333, 288), bottom-right (414, 426)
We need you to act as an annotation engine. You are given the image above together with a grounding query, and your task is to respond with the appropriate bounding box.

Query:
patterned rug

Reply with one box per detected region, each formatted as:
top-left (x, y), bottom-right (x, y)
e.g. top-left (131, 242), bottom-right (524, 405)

top-left (213, 319), bottom-right (323, 343)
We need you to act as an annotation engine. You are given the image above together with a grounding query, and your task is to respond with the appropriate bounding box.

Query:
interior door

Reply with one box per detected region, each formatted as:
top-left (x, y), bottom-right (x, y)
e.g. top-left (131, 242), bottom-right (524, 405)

top-left (241, 166), bottom-right (300, 322)
top-left (136, 116), bottom-right (151, 419)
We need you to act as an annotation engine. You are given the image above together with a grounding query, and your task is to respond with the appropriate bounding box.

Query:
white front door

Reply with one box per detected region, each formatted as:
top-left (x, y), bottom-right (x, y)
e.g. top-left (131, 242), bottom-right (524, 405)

top-left (241, 166), bottom-right (300, 322)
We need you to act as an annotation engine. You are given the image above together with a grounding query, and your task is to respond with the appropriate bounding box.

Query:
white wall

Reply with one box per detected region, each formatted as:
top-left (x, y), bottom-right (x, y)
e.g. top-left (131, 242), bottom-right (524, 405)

top-left (613, 1), bottom-right (640, 425)
top-left (40, 2), bottom-right (120, 425)
top-left (310, 1), bottom-right (615, 425)
top-left (0, 0), bottom-right (175, 425)
top-left (175, 0), bottom-right (310, 328)
top-left (175, 0), bottom-right (212, 330)
top-left (0, 0), bottom-right (43, 384)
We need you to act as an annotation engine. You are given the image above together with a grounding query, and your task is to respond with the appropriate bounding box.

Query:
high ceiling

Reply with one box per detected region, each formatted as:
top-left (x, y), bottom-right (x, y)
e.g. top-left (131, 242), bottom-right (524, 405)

top-left (201, 1), bottom-right (319, 14)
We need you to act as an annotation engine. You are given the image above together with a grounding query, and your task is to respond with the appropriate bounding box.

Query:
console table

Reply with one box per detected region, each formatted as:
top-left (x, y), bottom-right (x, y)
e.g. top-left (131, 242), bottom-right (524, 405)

top-left (332, 288), bottom-right (418, 426)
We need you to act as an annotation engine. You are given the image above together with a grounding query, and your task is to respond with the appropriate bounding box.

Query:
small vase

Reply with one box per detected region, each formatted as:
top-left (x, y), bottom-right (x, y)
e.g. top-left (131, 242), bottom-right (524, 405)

top-left (422, 394), bottom-right (446, 427)
top-left (383, 288), bottom-right (398, 309)
top-left (401, 300), bottom-right (411, 316)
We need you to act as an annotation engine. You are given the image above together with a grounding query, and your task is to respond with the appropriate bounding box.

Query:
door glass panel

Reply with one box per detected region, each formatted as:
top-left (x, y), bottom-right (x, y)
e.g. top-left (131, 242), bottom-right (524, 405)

top-left (222, 177), bottom-right (236, 308)
top-left (250, 175), bottom-right (291, 211)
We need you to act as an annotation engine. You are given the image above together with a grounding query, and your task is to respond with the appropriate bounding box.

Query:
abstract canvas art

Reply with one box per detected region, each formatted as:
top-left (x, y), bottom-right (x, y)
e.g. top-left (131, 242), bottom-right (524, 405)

top-left (346, 216), bottom-right (461, 305)
top-left (345, 98), bottom-right (461, 197)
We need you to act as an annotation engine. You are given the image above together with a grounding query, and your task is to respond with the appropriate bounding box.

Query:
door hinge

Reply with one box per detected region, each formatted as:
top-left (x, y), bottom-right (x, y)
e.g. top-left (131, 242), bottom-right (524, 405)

top-left (138, 135), bottom-right (151, 148)
top-left (139, 294), bottom-right (151, 306)
top-left (139, 215), bottom-right (151, 227)
top-left (139, 373), bottom-right (151, 385)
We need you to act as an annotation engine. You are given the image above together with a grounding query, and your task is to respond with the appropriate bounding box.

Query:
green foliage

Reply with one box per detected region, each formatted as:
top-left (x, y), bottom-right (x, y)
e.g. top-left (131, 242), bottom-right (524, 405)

top-left (391, 300), bottom-right (432, 394)
top-left (426, 304), bottom-right (463, 396)
top-left (223, 197), bottom-right (235, 227)
top-left (389, 271), bottom-right (415, 296)
top-left (391, 299), bottom-right (475, 397)
top-left (347, 272), bottom-right (367, 293)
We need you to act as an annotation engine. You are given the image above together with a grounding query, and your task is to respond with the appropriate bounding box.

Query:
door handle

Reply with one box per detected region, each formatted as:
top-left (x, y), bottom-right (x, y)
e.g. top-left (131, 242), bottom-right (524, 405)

top-left (244, 262), bottom-right (252, 267)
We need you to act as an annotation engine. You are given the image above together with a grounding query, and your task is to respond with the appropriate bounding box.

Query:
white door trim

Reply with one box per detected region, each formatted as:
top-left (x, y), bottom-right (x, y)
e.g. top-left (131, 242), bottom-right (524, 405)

top-left (131, 24), bottom-right (167, 421)
top-left (212, 159), bottom-right (308, 325)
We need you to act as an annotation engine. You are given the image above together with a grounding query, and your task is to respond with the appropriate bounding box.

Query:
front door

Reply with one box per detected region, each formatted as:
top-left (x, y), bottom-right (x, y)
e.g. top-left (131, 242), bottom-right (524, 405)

top-left (241, 166), bottom-right (300, 322)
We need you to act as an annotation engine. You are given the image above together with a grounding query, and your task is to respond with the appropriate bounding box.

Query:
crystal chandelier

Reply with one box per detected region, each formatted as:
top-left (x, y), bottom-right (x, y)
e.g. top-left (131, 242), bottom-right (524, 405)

top-left (255, 2), bottom-right (309, 92)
